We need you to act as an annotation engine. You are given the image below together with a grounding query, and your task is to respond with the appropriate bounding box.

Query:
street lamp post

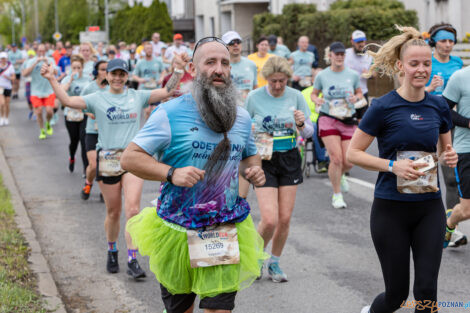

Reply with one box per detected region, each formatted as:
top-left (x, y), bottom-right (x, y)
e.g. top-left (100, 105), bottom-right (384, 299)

top-left (105, 0), bottom-right (109, 43)
top-left (11, 8), bottom-right (15, 44)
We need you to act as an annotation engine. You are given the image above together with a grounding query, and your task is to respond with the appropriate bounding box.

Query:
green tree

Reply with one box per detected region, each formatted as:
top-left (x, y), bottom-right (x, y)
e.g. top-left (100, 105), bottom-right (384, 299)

top-left (110, 0), bottom-right (173, 44)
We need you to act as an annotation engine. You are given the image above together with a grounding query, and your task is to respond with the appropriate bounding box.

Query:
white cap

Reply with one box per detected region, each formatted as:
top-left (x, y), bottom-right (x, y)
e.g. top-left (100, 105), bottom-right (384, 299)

top-left (221, 31), bottom-right (242, 45)
top-left (0, 52), bottom-right (8, 59)
top-left (352, 30), bottom-right (366, 42)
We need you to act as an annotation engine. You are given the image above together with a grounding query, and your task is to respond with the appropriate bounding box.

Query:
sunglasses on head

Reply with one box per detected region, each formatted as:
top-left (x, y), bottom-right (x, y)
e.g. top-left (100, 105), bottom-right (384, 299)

top-left (228, 39), bottom-right (242, 46)
top-left (193, 37), bottom-right (229, 55)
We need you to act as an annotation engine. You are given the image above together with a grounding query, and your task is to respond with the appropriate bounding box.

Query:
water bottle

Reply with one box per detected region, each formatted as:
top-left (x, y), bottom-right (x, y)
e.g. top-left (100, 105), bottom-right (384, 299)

top-left (435, 72), bottom-right (444, 93)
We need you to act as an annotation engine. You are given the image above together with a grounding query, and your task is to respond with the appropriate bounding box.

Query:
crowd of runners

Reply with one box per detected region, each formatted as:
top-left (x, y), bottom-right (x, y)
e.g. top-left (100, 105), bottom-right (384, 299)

top-left (0, 22), bottom-right (469, 313)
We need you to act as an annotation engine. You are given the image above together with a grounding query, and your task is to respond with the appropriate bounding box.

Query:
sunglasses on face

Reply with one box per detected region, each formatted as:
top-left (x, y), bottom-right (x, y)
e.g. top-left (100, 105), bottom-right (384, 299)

top-left (193, 37), bottom-right (229, 55)
top-left (228, 39), bottom-right (242, 46)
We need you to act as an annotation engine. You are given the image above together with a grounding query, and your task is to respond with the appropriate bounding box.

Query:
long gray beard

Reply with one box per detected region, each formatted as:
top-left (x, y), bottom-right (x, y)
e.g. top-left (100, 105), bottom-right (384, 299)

top-left (192, 73), bottom-right (238, 180)
top-left (192, 73), bottom-right (238, 134)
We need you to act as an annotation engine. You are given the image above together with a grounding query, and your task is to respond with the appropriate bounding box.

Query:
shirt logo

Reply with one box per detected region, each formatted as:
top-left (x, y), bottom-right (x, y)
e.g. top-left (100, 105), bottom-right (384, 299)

top-left (106, 107), bottom-right (137, 121)
top-left (190, 127), bottom-right (199, 132)
top-left (410, 114), bottom-right (423, 121)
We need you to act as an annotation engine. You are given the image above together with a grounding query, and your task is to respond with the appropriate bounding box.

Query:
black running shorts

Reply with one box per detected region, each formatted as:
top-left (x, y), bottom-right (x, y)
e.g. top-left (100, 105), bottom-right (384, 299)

top-left (85, 134), bottom-right (98, 152)
top-left (160, 284), bottom-right (236, 313)
top-left (456, 153), bottom-right (470, 199)
top-left (260, 148), bottom-right (303, 188)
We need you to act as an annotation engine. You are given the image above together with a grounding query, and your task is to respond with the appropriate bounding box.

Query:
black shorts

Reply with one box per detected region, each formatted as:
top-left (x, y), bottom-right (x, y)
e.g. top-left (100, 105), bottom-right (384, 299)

top-left (456, 153), bottom-right (470, 199)
top-left (85, 133), bottom-right (98, 152)
top-left (260, 148), bottom-right (303, 188)
top-left (355, 93), bottom-right (369, 119)
top-left (15, 73), bottom-right (20, 80)
top-left (95, 151), bottom-right (125, 185)
top-left (3, 88), bottom-right (12, 97)
top-left (160, 284), bottom-right (236, 313)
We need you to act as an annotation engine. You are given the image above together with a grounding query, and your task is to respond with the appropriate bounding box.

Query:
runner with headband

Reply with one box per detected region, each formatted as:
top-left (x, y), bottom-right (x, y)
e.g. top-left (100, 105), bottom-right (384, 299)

top-left (347, 26), bottom-right (457, 313)
top-left (122, 37), bottom-right (267, 313)
top-left (41, 54), bottom-right (189, 279)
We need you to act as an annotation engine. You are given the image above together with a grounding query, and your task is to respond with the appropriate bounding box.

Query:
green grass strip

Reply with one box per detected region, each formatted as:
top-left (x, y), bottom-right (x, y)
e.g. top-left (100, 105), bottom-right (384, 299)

top-left (0, 175), bottom-right (47, 313)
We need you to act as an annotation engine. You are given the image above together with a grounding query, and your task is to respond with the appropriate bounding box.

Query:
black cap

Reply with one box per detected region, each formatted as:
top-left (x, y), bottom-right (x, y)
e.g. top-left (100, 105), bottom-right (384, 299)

top-left (106, 58), bottom-right (128, 73)
top-left (329, 41), bottom-right (346, 53)
top-left (267, 34), bottom-right (277, 45)
top-left (11, 43), bottom-right (17, 47)
top-left (108, 50), bottom-right (116, 55)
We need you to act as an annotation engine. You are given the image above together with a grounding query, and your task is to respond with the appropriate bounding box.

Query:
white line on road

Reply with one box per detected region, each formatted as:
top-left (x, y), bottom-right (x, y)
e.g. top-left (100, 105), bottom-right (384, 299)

top-left (346, 177), bottom-right (375, 190)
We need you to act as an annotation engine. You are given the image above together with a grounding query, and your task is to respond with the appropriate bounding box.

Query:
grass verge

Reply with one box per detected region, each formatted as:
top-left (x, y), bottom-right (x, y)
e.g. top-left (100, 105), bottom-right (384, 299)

top-left (0, 174), bottom-right (47, 313)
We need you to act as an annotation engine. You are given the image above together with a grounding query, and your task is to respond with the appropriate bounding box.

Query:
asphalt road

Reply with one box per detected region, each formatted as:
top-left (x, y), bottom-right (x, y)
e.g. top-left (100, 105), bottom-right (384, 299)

top-left (1, 96), bottom-right (470, 313)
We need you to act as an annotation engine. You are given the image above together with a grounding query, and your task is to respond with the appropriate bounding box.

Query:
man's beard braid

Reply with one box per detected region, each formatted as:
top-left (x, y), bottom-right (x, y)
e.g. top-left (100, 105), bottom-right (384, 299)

top-left (192, 73), bottom-right (238, 181)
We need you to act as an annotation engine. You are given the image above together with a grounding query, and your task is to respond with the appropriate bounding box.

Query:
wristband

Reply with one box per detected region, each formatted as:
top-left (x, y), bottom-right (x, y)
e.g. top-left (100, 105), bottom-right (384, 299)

top-left (296, 122), bottom-right (305, 128)
top-left (174, 68), bottom-right (184, 74)
top-left (388, 160), bottom-right (394, 173)
top-left (166, 167), bottom-right (176, 184)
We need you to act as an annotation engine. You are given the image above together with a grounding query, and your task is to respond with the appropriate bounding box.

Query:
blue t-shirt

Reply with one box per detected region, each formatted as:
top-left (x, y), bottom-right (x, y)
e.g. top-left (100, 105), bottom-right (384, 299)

top-left (80, 81), bottom-right (110, 134)
top-left (426, 55), bottom-right (463, 95)
top-left (245, 86), bottom-right (311, 151)
top-left (230, 57), bottom-right (257, 92)
top-left (24, 56), bottom-right (56, 97)
top-left (62, 74), bottom-right (92, 117)
top-left (8, 50), bottom-right (23, 74)
top-left (269, 44), bottom-right (291, 59)
top-left (133, 57), bottom-right (164, 89)
top-left (359, 90), bottom-right (452, 201)
top-left (132, 94), bottom-right (257, 229)
top-left (83, 89), bottom-right (151, 150)
top-left (289, 50), bottom-right (315, 77)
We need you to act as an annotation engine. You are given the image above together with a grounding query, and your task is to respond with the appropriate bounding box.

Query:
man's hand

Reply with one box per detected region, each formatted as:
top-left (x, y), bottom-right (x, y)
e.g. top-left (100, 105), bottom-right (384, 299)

top-left (244, 166), bottom-right (265, 187)
top-left (40, 63), bottom-right (55, 80)
top-left (294, 110), bottom-right (305, 127)
top-left (173, 52), bottom-right (190, 70)
top-left (171, 166), bottom-right (205, 187)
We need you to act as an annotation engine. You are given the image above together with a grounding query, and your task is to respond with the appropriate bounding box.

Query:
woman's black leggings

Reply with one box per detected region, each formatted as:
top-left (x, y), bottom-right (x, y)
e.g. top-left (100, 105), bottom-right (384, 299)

top-left (64, 117), bottom-right (88, 172)
top-left (370, 198), bottom-right (445, 313)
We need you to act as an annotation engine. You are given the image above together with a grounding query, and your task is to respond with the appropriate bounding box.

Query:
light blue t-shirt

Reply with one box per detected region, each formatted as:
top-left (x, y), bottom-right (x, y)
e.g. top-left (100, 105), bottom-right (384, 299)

top-left (132, 93), bottom-right (257, 228)
top-left (245, 86), bottom-right (311, 151)
top-left (62, 74), bottom-right (92, 117)
top-left (81, 81), bottom-right (110, 134)
top-left (230, 57), bottom-right (257, 91)
top-left (24, 56), bottom-right (56, 97)
top-left (8, 50), bottom-right (23, 74)
top-left (290, 50), bottom-right (315, 77)
top-left (313, 67), bottom-right (360, 116)
top-left (443, 66), bottom-right (470, 153)
top-left (83, 61), bottom-right (94, 79)
top-left (83, 89), bottom-right (151, 150)
top-left (269, 44), bottom-right (291, 59)
top-left (426, 55), bottom-right (463, 95)
top-left (133, 57), bottom-right (164, 90)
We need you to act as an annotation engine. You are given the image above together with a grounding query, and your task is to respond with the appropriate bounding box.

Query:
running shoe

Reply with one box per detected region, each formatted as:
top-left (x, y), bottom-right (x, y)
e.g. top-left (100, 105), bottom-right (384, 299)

top-left (3, 118), bottom-right (8, 126)
top-left (107, 251), bottom-right (119, 273)
top-left (340, 174), bottom-right (349, 193)
top-left (0, 118), bottom-right (3, 126)
top-left (39, 129), bottom-right (46, 140)
top-left (68, 158), bottom-right (75, 173)
top-left (81, 183), bottom-right (92, 200)
top-left (444, 209), bottom-right (454, 248)
top-left (28, 111), bottom-right (33, 120)
top-left (317, 161), bottom-right (328, 173)
top-left (448, 229), bottom-right (468, 248)
top-left (127, 259), bottom-right (146, 279)
top-left (360, 306), bottom-right (370, 313)
top-left (332, 194), bottom-right (347, 209)
top-left (267, 262), bottom-right (288, 283)
top-left (256, 261), bottom-right (265, 280)
top-left (45, 121), bottom-right (53, 136)
top-left (50, 113), bottom-right (59, 126)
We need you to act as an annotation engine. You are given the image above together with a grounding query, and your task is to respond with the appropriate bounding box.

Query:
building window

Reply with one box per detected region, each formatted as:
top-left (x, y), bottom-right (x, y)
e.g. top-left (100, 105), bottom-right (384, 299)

top-left (210, 17), bottom-right (215, 37)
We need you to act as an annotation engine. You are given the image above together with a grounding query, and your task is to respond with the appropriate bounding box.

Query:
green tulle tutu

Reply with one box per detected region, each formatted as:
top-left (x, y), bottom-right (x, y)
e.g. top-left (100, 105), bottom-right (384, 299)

top-left (126, 207), bottom-right (268, 298)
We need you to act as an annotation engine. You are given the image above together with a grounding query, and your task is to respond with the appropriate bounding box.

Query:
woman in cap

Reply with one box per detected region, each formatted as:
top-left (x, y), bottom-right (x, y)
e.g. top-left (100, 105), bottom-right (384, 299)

top-left (41, 55), bottom-right (189, 279)
top-left (310, 41), bottom-right (363, 209)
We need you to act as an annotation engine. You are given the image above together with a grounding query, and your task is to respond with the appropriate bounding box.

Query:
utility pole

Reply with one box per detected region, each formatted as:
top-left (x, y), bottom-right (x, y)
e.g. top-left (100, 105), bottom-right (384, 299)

top-left (54, 0), bottom-right (59, 35)
top-left (20, 0), bottom-right (25, 40)
top-left (34, 0), bottom-right (39, 40)
top-left (11, 8), bottom-right (15, 44)
top-left (105, 0), bottom-right (109, 43)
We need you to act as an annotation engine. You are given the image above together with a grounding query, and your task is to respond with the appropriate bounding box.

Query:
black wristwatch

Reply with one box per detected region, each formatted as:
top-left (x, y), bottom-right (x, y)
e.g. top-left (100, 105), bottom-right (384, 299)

top-left (166, 167), bottom-right (176, 184)
top-left (296, 122), bottom-right (305, 128)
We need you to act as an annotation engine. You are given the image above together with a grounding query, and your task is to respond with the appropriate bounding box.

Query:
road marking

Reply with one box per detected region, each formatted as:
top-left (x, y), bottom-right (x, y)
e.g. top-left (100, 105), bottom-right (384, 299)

top-left (346, 177), bottom-right (375, 190)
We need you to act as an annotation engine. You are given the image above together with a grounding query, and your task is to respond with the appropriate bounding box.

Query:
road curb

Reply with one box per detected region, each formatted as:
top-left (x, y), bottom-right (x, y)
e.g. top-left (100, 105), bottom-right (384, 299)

top-left (0, 145), bottom-right (67, 313)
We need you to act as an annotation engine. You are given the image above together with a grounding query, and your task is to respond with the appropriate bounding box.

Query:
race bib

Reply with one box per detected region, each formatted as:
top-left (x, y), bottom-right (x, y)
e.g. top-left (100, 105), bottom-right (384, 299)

top-left (329, 99), bottom-right (352, 119)
top-left (98, 149), bottom-right (125, 177)
top-left (143, 78), bottom-right (157, 89)
top-left (187, 224), bottom-right (240, 268)
top-left (299, 76), bottom-right (312, 87)
top-left (396, 151), bottom-right (439, 194)
top-left (66, 109), bottom-right (84, 122)
top-left (254, 132), bottom-right (273, 160)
